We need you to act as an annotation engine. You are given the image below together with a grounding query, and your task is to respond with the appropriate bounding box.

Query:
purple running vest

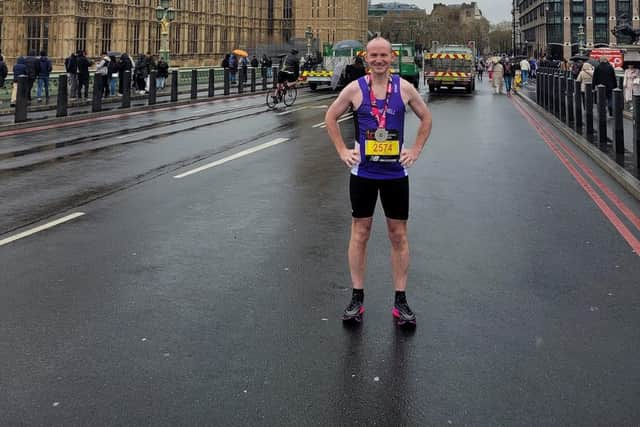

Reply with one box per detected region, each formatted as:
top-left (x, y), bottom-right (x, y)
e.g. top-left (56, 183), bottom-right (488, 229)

top-left (351, 74), bottom-right (406, 180)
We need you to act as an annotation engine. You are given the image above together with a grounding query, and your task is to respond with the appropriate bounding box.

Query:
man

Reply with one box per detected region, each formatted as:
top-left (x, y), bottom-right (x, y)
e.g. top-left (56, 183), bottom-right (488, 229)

top-left (77, 50), bottom-right (91, 99)
top-left (271, 48), bottom-right (299, 101)
top-left (23, 50), bottom-right (40, 101)
top-left (95, 51), bottom-right (110, 98)
top-left (520, 58), bottom-right (530, 85)
top-left (592, 55), bottom-right (617, 116)
top-left (36, 50), bottom-right (52, 102)
top-left (65, 52), bottom-right (79, 99)
top-left (325, 37), bottom-right (433, 327)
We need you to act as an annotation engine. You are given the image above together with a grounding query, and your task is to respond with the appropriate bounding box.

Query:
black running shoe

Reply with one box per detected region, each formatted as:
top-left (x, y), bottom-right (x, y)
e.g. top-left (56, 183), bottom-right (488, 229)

top-left (342, 297), bottom-right (364, 323)
top-left (392, 300), bottom-right (416, 327)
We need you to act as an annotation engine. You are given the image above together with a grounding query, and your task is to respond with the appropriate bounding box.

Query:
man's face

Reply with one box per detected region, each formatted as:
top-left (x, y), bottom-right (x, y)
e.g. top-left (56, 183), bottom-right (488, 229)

top-left (365, 40), bottom-right (395, 75)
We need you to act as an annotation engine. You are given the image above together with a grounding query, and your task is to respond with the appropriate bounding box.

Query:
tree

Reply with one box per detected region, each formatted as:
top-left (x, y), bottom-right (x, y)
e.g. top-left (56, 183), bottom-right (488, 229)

top-left (488, 21), bottom-right (513, 55)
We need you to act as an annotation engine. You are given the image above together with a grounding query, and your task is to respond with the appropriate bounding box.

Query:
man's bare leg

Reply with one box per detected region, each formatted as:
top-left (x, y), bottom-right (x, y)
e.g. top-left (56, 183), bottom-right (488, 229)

top-left (348, 218), bottom-right (373, 289)
top-left (386, 218), bottom-right (409, 291)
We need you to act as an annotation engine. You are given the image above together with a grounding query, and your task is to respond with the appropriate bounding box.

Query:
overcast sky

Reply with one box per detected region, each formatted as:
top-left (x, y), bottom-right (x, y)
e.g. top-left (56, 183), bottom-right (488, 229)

top-left (410, 0), bottom-right (512, 24)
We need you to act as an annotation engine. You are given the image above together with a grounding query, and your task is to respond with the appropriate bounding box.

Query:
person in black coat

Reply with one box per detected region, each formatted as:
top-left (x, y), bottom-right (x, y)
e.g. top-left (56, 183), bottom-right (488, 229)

top-left (592, 56), bottom-right (618, 116)
top-left (0, 55), bottom-right (8, 88)
top-left (156, 58), bottom-right (169, 89)
top-left (118, 53), bottom-right (133, 95)
top-left (77, 50), bottom-right (92, 99)
top-left (23, 50), bottom-right (40, 100)
top-left (65, 52), bottom-right (79, 99)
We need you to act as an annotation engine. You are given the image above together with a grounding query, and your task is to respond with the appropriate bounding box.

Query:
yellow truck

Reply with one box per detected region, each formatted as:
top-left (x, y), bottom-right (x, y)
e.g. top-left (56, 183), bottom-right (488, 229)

top-left (424, 46), bottom-right (475, 94)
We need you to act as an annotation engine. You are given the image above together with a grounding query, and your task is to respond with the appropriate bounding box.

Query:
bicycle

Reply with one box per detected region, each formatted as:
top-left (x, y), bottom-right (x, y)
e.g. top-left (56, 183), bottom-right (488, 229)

top-left (266, 81), bottom-right (297, 109)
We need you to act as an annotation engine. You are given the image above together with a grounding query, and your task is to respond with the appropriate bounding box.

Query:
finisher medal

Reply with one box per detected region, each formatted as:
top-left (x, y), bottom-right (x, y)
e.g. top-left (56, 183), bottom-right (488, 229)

top-left (374, 128), bottom-right (389, 142)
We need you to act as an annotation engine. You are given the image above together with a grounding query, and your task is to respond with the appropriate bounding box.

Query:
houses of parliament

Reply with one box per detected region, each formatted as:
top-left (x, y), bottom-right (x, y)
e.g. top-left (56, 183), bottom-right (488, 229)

top-left (0, 0), bottom-right (368, 66)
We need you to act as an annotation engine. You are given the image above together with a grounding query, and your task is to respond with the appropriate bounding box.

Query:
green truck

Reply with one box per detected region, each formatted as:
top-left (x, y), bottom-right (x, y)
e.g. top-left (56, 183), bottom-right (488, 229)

top-left (391, 42), bottom-right (421, 88)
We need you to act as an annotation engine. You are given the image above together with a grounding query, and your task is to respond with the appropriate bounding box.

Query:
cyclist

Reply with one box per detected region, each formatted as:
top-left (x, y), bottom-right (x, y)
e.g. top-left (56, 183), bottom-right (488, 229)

top-left (273, 49), bottom-right (300, 101)
top-left (325, 36), bottom-right (433, 327)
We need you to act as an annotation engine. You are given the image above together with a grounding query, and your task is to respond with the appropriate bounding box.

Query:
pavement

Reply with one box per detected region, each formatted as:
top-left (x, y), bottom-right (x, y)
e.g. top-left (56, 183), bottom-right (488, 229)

top-left (516, 78), bottom-right (640, 199)
top-left (1, 80), bottom-right (639, 425)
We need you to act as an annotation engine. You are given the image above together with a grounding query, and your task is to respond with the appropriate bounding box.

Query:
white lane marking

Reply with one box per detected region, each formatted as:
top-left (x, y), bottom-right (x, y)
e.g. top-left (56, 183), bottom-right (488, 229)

top-left (0, 212), bottom-right (85, 247)
top-left (276, 106), bottom-right (307, 115)
top-left (313, 113), bottom-right (351, 128)
top-left (308, 105), bottom-right (328, 109)
top-left (117, 135), bottom-right (127, 139)
top-left (174, 137), bottom-right (290, 179)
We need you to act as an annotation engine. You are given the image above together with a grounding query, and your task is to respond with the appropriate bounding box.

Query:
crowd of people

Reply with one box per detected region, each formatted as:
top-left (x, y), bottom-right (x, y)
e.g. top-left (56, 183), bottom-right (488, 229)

top-left (475, 52), bottom-right (640, 112)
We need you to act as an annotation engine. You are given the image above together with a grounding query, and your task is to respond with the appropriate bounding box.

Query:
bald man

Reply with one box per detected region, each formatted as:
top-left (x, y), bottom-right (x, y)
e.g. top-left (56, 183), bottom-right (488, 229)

top-left (325, 37), bottom-right (433, 327)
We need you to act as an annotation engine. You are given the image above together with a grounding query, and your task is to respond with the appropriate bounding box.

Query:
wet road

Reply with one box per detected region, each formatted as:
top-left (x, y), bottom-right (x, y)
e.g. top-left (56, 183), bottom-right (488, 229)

top-left (1, 82), bottom-right (640, 425)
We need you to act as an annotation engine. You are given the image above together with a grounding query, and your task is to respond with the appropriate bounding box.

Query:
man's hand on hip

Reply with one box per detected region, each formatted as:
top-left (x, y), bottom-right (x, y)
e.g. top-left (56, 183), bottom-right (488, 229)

top-left (340, 148), bottom-right (361, 168)
top-left (400, 146), bottom-right (421, 168)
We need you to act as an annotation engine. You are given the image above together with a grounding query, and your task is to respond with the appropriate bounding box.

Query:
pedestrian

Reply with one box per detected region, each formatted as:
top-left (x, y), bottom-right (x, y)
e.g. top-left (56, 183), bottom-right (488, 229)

top-left (145, 53), bottom-right (157, 92)
top-left (593, 56), bottom-right (617, 116)
top-left (24, 50), bottom-right (40, 101)
top-left (492, 60), bottom-right (504, 94)
top-left (529, 57), bottom-right (537, 78)
top-left (35, 50), bottom-right (52, 102)
top-left (324, 36), bottom-right (433, 327)
top-left (229, 54), bottom-right (238, 84)
top-left (118, 53), bottom-right (133, 95)
top-left (520, 57), bottom-right (530, 85)
top-left (134, 53), bottom-right (148, 93)
top-left (576, 61), bottom-right (594, 107)
top-left (560, 58), bottom-right (570, 72)
top-left (0, 55), bottom-right (8, 90)
top-left (240, 55), bottom-right (248, 83)
top-left (221, 53), bottom-right (230, 69)
top-left (250, 55), bottom-right (259, 68)
top-left (65, 52), bottom-right (79, 99)
top-left (108, 55), bottom-right (119, 96)
top-left (503, 59), bottom-right (514, 94)
top-left (10, 56), bottom-right (27, 107)
top-left (623, 63), bottom-right (640, 110)
top-left (476, 60), bottom-right (484, 81)
top-left (488, 59), bottom-right (494, 81)
top-left (156, 57), bottom-right (169, 89)
top-left (95, 51), bottom-right (111, 98)
top-left (260, 54), bottom-right (272, 79)
top-left (77, 50), bottom-right (91, 99)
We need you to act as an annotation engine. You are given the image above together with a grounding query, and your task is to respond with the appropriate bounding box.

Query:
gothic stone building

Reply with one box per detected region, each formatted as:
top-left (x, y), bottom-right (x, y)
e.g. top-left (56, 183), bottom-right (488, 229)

top-left (0, 0), bottom-right (368, 67)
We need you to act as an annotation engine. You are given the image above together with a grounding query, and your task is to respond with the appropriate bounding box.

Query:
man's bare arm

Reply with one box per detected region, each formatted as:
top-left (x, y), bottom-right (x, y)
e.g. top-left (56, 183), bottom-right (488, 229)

top-left (325, 82), bottom-right (361, 168)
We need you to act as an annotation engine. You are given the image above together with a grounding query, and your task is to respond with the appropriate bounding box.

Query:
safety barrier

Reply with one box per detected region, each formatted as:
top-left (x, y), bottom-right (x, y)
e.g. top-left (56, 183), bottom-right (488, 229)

top-left (8, 66), bottom-right (278, 124)
top-left (535, 67), bottom-right (640, 171)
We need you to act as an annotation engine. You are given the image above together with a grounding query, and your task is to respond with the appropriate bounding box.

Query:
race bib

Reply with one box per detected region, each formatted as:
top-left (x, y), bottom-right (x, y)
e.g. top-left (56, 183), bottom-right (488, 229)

top-left (365, 129), bottom-right (400, 162)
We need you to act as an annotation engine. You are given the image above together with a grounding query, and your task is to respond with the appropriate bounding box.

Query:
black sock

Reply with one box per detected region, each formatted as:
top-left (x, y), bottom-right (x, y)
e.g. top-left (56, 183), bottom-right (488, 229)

top-left (352, 288), bottom-right (364, 302)
top-left (395, 291), bottom-right (406, 304)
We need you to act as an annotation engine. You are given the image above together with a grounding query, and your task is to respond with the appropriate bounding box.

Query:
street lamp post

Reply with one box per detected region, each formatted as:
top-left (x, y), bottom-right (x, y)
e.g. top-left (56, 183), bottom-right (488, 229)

top-left (156, 0), bottom-right (176, 65)
top-left (304, 26), bottom-right (313, 57)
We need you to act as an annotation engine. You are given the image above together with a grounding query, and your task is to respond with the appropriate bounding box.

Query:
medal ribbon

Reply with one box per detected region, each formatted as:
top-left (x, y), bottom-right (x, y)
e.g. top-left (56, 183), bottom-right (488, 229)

top-left (366, 75), bottom-right (393, 129)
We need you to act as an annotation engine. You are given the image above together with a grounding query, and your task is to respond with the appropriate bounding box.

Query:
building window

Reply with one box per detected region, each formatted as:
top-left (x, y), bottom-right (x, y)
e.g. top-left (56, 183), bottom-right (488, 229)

top-left (189, 25), bottom-right (198, 53)
top-left (130, 22), bottom-right (140, 54)
top-left (593, 0), bottom-right (609, 43)
top-left (149, 22), bottom-right (160, 54)
top-left (0, 18), bottom-right (3, 52)
top-left (171, 24), bottom-right (181, 54)
top-left (616, 0), bottom-right (632, 18)
top-left (26, 17), bottom-right (49, 54)
top-left (205, 25), bottom-right (214, 53)
top-left (102, 21), bottom-right (112, 53)
top-left (76, 18), bottom-right (87, 53)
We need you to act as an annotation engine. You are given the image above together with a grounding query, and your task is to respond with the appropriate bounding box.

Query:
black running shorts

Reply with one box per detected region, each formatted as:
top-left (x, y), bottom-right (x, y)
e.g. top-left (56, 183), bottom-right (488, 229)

top-left (349, 174), bottom-right (409, 220)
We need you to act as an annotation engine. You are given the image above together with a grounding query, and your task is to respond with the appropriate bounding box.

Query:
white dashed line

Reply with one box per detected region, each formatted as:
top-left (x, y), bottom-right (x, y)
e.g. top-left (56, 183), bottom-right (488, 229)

top-left (0, 212), bottom-right (86, 247)
top-left (312, 113), bottom-right (352, 128)
top-left (174, 138), bottom-right (290, 179)
top-left (276, 106), bottom-right (307, 115)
